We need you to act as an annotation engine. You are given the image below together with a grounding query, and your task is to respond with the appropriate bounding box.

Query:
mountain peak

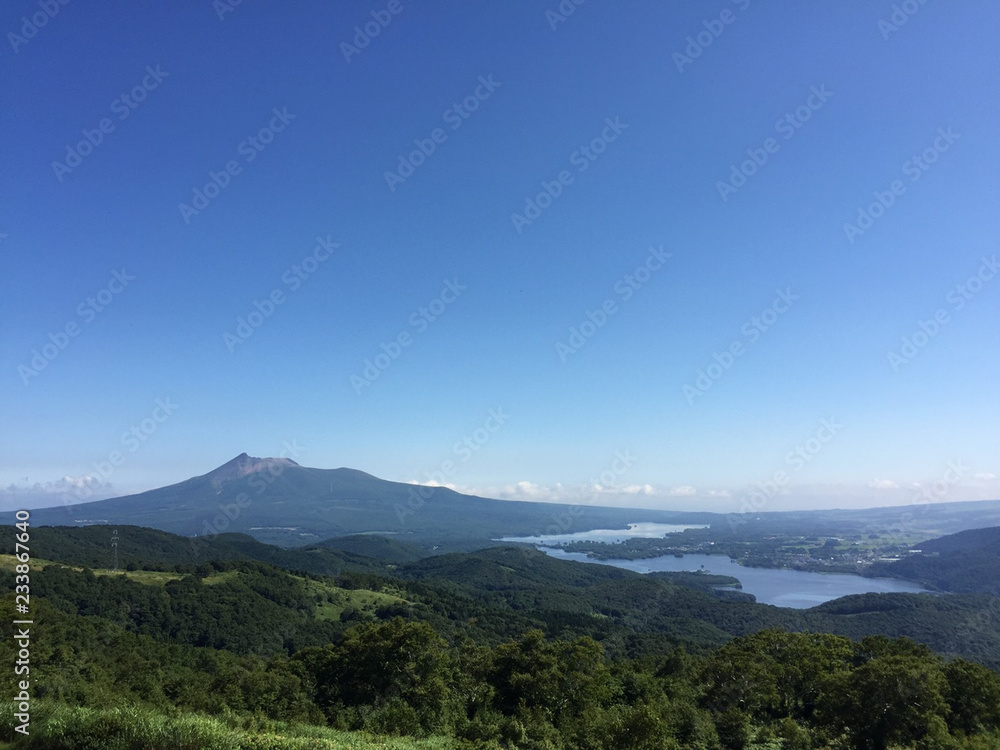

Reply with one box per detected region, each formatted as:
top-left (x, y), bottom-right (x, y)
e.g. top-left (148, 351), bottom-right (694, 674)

top-left (206, 453), bottom-right (300, 482)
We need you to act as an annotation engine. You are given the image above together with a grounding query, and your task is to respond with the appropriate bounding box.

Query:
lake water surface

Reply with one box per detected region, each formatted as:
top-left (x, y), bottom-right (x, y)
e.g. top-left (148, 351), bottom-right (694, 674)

top-left (538, 548), bottom-right (931, 609)
top-left (500, 522), bottom-right (708, 545)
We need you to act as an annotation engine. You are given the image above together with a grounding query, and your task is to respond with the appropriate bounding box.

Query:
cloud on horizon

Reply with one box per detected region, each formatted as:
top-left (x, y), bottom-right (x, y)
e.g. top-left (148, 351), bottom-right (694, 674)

top-left (0, 475), bottom-right (117, 512)
top-left (407, 473), bottom-right (1000, 513)
top-left (868, 478), bottom-right (900, 490)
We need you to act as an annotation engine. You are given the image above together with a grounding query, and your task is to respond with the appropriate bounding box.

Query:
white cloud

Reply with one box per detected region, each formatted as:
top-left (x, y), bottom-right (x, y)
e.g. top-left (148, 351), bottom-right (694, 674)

top-left (408, 479), bottom-right (755, 509)
top-left (868, 478), bottom-right (899, 490)
top-left (402, 473), bottom-right (1000, 513)
top-left (668, 485), bottom-right (697, 497)
top-left (501, 481), bottom-right (557, 500)
top-left (431, 479), bottom-right (660, 505)
top-left (618, 484), bottom-right (655, 495)
top-left (0, 475), bottom-right (116, 512)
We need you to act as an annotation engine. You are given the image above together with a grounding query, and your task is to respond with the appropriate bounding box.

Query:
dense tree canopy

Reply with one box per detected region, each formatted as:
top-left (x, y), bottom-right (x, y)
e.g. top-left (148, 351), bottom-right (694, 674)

top-left (3, 534), bottom-right (1000, 748)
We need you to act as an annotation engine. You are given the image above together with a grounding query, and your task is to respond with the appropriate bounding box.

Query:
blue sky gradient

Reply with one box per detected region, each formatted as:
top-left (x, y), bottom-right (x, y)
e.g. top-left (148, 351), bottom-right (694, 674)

top-left (3, 0), bottom-right (998, 512)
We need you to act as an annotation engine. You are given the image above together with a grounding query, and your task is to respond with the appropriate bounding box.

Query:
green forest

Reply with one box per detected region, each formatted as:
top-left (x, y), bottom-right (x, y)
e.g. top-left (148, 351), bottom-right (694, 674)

top-left (2, 526), bottom-right (1000, 749)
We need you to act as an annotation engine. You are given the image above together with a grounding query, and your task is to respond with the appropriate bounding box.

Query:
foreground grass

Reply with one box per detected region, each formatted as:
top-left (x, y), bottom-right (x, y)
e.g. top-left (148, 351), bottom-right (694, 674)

top-left (0, 703), bottom-right (457, 750)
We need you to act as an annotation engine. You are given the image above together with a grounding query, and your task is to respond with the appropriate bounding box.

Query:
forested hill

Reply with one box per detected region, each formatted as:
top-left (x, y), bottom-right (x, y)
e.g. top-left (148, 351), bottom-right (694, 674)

top-left (873, 525), bottom-right (1000, 595)
top-left (0, 524), bottom-right (395, 576)
top-left (3, 523), bottom-right (1000, 748)
top-left (916, 525), bottom-right (1000, 554)
top-left (314, 533), bottom-right (429, 563)
top-left (6, 525), bottom-right (1000, 669)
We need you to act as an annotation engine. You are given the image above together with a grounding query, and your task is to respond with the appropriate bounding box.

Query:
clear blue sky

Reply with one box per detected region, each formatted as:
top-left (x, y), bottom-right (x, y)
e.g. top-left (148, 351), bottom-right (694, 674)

top-left (3, 0), bottom-right (998, 512)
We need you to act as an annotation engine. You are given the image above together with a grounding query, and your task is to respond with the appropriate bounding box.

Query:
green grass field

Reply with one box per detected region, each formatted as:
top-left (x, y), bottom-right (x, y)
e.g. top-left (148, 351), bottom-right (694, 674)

top-left (300, 576), bottom-right (410, 621)
top-left (0, 555), bottom-right (64, 572)
top-left (0, 703), bottom-right (458, 750)
top-left (1, 555), bottom-right (186, 585)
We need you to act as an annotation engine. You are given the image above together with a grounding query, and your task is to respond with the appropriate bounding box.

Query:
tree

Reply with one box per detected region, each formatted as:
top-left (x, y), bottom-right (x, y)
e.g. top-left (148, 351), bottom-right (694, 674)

top-left (715, 708), bottom-right (750, 750)
top-left (827, 654), bottom-right (950, 750)
top-left (309, 618), bottom-right (452, 734)
top-left (942, 659), bottom-right (1000, 735)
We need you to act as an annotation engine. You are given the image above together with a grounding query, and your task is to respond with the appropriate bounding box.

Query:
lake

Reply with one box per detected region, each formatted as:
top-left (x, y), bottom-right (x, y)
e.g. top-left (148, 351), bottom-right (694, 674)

top-left (538, 548), bottom-right (931, 609)
top-left (499, 522), bottom-right (709, 545)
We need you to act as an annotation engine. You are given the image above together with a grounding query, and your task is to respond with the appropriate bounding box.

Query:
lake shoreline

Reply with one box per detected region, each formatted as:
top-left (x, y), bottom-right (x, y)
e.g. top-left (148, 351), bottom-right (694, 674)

top-left (534, 546), bottom-right (932, 609)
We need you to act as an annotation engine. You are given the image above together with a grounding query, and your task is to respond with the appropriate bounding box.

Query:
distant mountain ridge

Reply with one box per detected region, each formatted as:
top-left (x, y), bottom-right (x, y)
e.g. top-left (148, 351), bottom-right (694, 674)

top-left (11, 454), bottom-right (1000, 552)
top-left (10, 453), bottom-right (716, 548)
